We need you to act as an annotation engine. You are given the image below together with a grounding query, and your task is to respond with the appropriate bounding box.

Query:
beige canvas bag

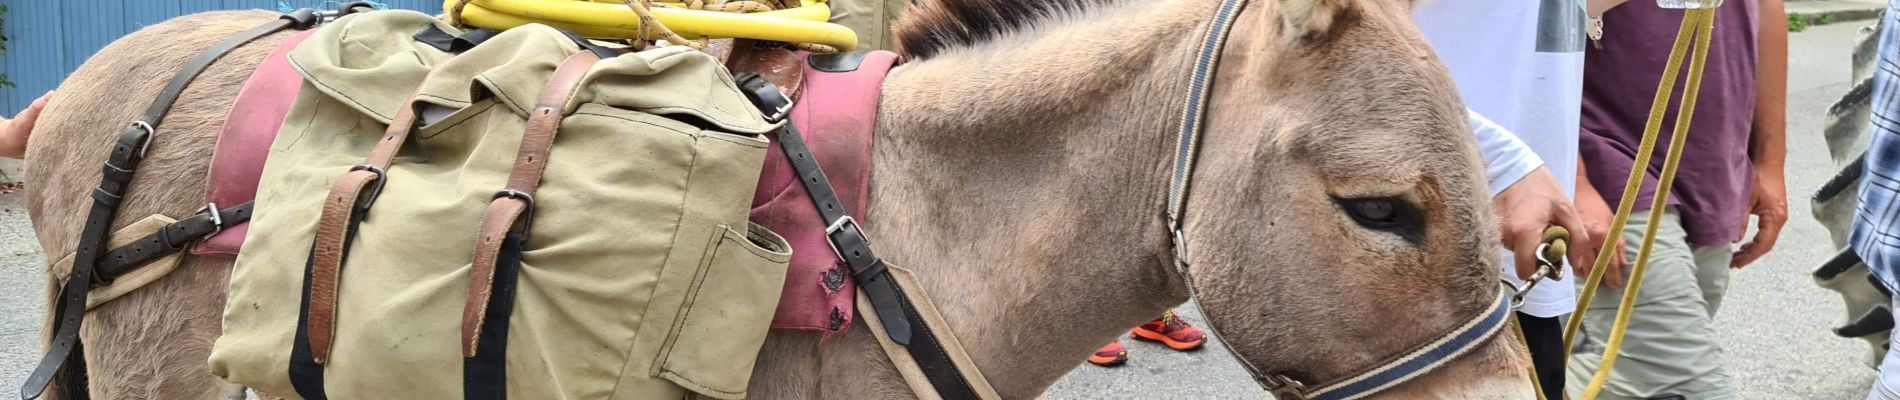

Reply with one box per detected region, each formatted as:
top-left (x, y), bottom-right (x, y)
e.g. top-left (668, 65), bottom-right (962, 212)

top-left (209, 11), bottom-right (790, 399)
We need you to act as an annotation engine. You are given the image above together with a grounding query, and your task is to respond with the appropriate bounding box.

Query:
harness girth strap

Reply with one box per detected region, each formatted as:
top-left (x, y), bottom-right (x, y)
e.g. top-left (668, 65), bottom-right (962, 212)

top-left (20, 10), bottom-right (320, 400)
top-left (94, 202), bottom-right (254, 279)
top-left (735, 73), bottom-right (990, 400)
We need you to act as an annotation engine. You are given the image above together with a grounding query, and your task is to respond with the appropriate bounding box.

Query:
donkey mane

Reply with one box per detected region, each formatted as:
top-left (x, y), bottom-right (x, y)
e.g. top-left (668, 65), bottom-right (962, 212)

top-left (891, 0), bottom-right (1120, 59)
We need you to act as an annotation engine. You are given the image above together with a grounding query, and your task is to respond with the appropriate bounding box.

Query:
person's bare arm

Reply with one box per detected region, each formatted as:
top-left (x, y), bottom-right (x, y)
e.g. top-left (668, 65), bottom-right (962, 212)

top-left (0, 92), bottom-right (52, 159)
top-left (1574, 156), bottom-right (1627, 287)
top-left (1733, 0), bottom-right (1789, 268)
top-left (1588, 0), bottom-right (1629, 16)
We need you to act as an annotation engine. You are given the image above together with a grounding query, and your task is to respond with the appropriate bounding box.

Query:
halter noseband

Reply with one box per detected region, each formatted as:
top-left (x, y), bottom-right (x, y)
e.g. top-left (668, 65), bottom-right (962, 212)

top-left (1166, 1), bottom-right (1514, 398)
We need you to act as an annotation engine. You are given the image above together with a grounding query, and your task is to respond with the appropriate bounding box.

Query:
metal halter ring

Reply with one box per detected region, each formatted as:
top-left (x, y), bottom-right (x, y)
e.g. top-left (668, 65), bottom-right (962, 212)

top-left (493, 189), bottom-right (538, 238)
top-left (1262, 374), bottom-right (1310, 399)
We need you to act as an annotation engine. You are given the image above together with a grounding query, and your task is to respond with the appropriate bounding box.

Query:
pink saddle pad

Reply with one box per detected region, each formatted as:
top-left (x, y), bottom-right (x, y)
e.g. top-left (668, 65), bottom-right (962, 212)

top-left (751, 51), bottom-right (898, 335)
top-left (193, 30), bottom-right (316, 258)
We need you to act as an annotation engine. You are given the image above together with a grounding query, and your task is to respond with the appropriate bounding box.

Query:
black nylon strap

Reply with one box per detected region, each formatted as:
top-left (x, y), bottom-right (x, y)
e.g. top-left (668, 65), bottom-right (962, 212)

top-left (93, 202), bottom-right (252, 281)
top-left (735, 73), bottom-right (979, 400)
top-left (21, 12), bottom-right (313, 400)
top-left (289, 206), bottom-right (366, 400)
top-left (464, 233), bottom-right (525, 400)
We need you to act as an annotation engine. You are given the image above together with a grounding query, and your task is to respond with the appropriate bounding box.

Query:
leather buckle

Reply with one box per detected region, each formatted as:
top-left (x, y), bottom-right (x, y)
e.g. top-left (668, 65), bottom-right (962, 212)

top-left (493, 189), bottom-right (537, 238)
top-left (347, 164), bottom-right (389, 218)
top-left (735, 72), bottom-right (794, 123)
top-left (824, 216), bottom-right (867, 261)
top-left (129, 121), bottom-right (155, 159)
top-left (195, 202), bottom-right (224, 240)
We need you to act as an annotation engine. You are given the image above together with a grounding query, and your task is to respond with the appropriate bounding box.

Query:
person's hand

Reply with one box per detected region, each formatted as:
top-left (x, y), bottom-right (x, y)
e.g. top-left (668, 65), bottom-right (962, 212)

top-left (1493, 167), bottom-right (1591, 280)
top-left (1731, 164), bottom-right (1788, 268)
top-left (0, 92), bottom-right (52, 159)
top-left (1574, 178), bottom-right (1627, 288)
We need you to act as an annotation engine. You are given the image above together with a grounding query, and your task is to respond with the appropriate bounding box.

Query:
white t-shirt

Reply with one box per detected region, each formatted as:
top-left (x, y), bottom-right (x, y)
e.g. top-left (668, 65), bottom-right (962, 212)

top-left (1416, 0), bottom-right (1588, 318)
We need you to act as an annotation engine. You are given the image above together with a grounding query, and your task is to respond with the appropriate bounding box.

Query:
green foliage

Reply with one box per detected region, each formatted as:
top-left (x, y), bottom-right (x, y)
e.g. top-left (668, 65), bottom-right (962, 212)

top-left (1788, 14), bottom-right (1808, 33)
top-left (1819, 13), bottom-right (1835, 25)
top-left (0, 4), bottom-right (12, 89)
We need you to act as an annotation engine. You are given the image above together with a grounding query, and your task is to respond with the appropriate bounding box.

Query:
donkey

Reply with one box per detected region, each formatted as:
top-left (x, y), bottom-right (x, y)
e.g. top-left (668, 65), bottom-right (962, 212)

top-left (23, 0), bottom-right (1531, 398)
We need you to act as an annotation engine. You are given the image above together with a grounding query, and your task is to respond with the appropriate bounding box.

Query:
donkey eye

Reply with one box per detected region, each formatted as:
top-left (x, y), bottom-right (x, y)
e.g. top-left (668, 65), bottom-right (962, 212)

top-left (1336, 197), bottom-right (1407, 229)
top-left (1348, 199), bottom-right (1395, 222)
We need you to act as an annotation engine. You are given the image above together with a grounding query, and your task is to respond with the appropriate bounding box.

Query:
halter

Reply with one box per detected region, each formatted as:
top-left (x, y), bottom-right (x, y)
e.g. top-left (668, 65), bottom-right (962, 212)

top-left (1166, 0), bottom-right (1514, 398)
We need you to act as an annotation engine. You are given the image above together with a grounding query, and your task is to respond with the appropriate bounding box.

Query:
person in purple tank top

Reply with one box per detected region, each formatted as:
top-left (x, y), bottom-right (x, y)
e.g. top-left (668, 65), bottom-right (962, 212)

top-left (1567, 0), bottom-right (1789, 399)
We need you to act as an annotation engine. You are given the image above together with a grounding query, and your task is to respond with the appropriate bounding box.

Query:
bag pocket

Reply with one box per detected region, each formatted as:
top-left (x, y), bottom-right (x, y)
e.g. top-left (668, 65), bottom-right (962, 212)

top-left (655, 222), bottom-right (791, 399)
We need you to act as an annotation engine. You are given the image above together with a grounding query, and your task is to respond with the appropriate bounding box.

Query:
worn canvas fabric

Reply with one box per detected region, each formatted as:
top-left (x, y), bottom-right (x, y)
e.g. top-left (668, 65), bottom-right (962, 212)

top-left (209, 11), bottom-right (790, 399)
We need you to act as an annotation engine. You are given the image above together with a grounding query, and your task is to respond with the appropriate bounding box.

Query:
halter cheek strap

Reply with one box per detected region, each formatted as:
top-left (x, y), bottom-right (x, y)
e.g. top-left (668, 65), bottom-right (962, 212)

top-left (1166, 0), bottom-right (1513, 398)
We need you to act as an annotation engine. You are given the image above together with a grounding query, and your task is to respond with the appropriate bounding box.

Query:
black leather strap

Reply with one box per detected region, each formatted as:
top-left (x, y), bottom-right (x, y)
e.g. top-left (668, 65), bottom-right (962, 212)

top-left (93, 202), bottom-right (252, 281)
top-left (735, 73), bottom-right (980, 400)
top-left (21, 12), bottom-right (315, 400)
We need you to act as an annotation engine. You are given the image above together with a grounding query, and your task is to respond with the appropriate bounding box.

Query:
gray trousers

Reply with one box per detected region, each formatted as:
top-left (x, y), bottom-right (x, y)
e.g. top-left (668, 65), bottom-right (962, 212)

top-left (1568, 207), bottom-right (1736, 400)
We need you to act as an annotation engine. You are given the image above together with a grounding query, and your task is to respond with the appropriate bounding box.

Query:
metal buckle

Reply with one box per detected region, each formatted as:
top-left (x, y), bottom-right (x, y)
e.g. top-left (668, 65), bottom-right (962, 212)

top-left (129, 121), bottom-right (155, 159)
top-left (1536, 242), bottom-right (1564, 281)
top-left (1171, 228), bottom-right (1191, 264)
top-left (195, 202), bottom-right (224, 240)
top-left (737, 73), bottom-right (795, 123)
top-left (760, 91), bottom-right (794, 123)
top-left (346, 164), bottom-right (388, 217)
top-left (1510, 242), bottom-right (1563, 309)
top-left (1262, 374), bottom-right (1309, 399)
top-left (493, 189), bottom-right (537, 238)
top-left (824, 216), bottom-right (867, 260)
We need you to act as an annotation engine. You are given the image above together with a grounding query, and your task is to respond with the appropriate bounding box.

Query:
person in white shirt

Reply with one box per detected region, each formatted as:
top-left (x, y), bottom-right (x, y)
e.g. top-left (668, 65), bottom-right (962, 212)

top-left (1417, 0), bottom-right (1600, 398)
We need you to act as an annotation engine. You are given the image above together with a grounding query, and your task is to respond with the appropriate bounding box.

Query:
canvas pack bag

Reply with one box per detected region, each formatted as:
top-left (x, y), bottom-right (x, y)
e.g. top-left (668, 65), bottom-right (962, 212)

top-left (209, 11), bottom-right (791, 399)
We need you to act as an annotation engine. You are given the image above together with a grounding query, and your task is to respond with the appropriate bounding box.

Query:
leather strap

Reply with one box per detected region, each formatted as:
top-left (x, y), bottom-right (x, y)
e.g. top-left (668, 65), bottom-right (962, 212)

top-left (21, 11), bottom-right (317, 400)
top-left (461, 51), bottom-right (602, 357)
top-left (94, 203), bottom-right (253, 280)
top-left (302, 95), bottom-right (415, 364)
top-left (735, 73), bottom-right (982, 400)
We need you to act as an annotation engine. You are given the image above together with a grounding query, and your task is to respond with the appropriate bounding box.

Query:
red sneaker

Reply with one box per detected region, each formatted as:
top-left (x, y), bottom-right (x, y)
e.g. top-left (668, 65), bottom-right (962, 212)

top-left (1131, 310), bottom-right (1205, 351)
top-left (1087, 341), bottom-right (1128, 367)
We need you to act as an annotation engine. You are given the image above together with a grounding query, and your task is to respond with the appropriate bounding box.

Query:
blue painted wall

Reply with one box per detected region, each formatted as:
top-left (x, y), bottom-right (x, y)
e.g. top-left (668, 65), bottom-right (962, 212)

top-left (0, 0), bottom-right (442, 114)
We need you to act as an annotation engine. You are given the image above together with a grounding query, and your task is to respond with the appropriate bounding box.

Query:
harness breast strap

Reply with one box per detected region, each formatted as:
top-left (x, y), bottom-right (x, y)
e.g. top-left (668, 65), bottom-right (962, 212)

top-left (736, 73), bottom-right (999, 400)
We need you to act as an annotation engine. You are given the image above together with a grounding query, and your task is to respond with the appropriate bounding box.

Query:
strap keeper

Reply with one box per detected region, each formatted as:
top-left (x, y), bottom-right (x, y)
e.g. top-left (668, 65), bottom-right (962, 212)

top-left (281, 8), bottom-right (320, 30)
top-left (91, 187), bottom-right (123, 207)
top-left (99, 162), bottom-right (137, 184)
top-left (853, 259), bottom-right (889, 285)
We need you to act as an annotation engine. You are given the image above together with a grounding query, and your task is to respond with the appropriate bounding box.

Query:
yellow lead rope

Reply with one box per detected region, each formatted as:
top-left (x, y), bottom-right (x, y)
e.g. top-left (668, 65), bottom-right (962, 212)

top-left (1560, 7), bottom-right (1718, 400)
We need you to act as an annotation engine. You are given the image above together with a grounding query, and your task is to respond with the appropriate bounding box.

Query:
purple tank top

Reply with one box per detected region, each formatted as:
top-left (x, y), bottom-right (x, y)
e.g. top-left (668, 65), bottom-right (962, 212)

top-left (1578, 0), bottom-right (1759, 246)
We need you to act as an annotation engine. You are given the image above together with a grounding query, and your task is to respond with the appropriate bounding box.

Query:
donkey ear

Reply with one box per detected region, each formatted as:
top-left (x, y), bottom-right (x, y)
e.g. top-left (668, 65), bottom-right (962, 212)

top-left (1279, 0), bottom-right (1355, 42)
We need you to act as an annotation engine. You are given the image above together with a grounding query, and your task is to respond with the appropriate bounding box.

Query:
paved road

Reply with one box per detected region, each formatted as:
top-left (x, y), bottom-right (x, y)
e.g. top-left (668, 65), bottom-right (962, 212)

top-left (1047, 20), bottom-right (1884, 398)
top-left (0, 18), bottom-right (1882, 400)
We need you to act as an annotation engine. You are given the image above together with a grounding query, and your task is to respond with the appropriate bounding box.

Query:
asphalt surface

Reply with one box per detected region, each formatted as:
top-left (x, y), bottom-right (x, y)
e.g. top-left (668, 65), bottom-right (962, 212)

top-left (0, 18), bottom-right (1882, 400)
